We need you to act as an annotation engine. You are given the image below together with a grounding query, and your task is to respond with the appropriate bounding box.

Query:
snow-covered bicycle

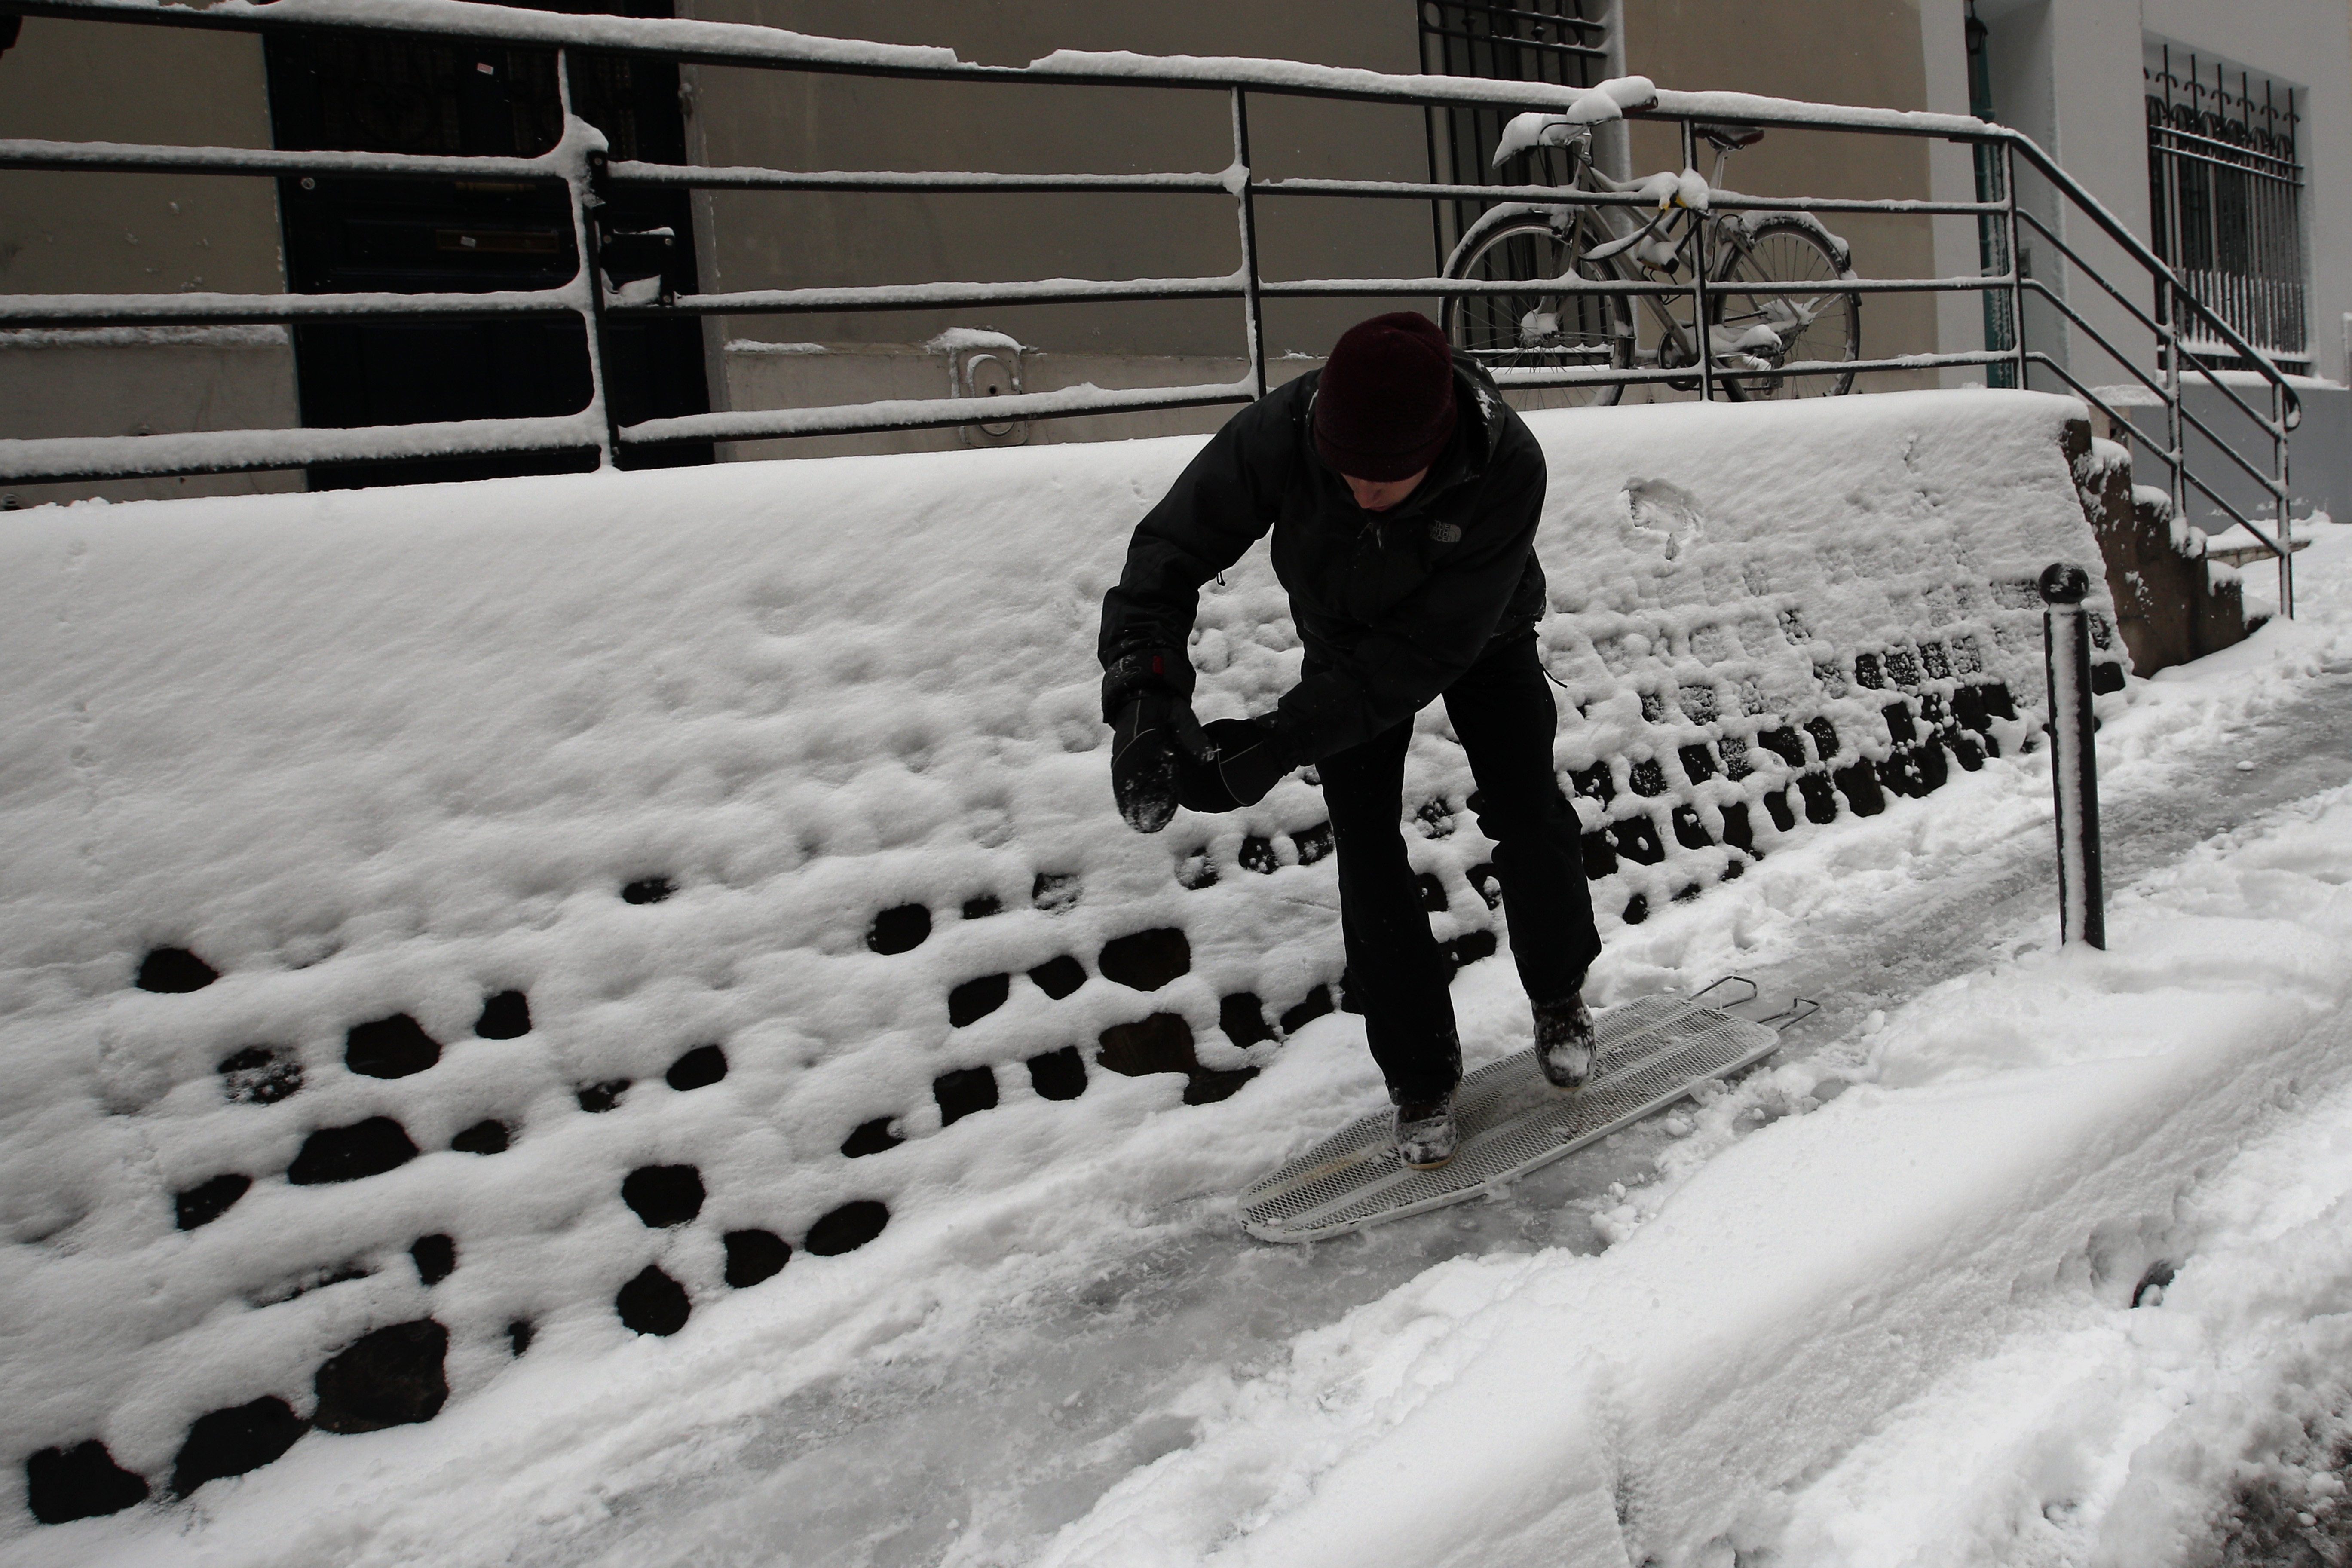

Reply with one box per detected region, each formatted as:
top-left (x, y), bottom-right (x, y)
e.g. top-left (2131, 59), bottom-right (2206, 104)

top-left (1441, 115), bottom-right (1863, 406)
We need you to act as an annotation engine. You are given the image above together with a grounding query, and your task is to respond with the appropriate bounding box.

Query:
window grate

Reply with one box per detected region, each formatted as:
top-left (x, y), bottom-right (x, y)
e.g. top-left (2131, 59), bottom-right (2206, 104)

top-left (1418, 0), bottom-right (1609, 271)
top-left (2146, 45), bottom-right (2307, 366)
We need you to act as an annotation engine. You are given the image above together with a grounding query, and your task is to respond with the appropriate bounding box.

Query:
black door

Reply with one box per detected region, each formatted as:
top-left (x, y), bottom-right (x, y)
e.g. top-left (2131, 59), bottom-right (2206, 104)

top-left (266, 5), bottom-right (711, 489)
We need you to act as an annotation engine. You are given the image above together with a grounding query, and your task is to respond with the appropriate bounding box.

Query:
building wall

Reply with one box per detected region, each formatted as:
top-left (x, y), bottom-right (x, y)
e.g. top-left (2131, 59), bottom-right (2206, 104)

top-left (1620, 0), bottom-right (1945, 395)
top-left (1919, 0), bottom-right (1985, 386)
top-left (675, 0), bottom-right (1431, 455)
top-left (0, 18), bottom-right (301, 507)
top-left (2136, 0), bottom-right (2352, 527)
top-left (1940, 0), bottom-right (2352, 385)
top-left (1940, 0), bottom-right (2352, 524)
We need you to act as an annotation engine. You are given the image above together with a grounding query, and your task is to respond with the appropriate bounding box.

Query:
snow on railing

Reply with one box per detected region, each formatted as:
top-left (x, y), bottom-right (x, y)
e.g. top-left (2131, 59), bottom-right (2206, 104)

top-left (0, 136), bottom-right (567, 184)
top-left (12, 0), bottom-right (968, 74)
top-left (611, 162), bottom-right (1242, 195)
top-left (0, 287), bottom-right (585, 328)
top-left (0, 417), bottom-right (603, 484)
top-left (627, 379), bottom-right (1259, 447)
top-left (0, 0), bottom-right (2302, 613)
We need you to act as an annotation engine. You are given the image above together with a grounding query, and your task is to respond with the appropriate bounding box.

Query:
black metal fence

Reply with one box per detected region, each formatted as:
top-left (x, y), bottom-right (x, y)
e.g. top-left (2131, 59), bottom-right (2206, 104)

top-left (0, 0), bottom-right (2305, 614)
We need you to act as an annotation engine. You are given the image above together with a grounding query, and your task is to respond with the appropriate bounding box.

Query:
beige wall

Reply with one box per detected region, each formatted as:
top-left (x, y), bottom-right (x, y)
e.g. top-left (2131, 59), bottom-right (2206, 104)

top-left (0, 20), bottom-right (286, 297)
top-left (0, 18), bottom-right (300, 504)
top-left (693, 1), bottom-right (1965, 444)
top-left (681, 0), bottom-right (1436, 445)
top-left (1622, 0), bottom-right (1944, 394)
top-left (0, 331), bottom-right (302, 509)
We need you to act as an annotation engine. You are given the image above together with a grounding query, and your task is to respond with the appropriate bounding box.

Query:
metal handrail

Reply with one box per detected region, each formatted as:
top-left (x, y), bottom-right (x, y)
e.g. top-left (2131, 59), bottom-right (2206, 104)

top-left (628, 379), bottom-right (1256, 448)
top-left (1486, 347), bottom-right (2028, 391)
top-left (2174, 395), bottom-right (2296, 506)
top-left (0, 0), bottom-right (2302, 618)
top-left (2003, 132), bottom-right (2300, 428)
top-left (612, 163), bottom-right (1240, 195)
top-left (3, 415), bottom-right (602, 484)
top-left (2179, 451), bottom-right (2286, 549)
top-left (2018, 204), bottom-right (2288, 441)
top-left (2026, 349), bottom-right (2288, 560)
top-left (2009, 205), bottom-right (2296, 576)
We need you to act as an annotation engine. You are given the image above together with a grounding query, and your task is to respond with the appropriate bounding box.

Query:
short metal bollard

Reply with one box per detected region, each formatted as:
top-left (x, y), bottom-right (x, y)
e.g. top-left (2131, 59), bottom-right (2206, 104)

top-left (2039, 562), bottom-right (2105, 949)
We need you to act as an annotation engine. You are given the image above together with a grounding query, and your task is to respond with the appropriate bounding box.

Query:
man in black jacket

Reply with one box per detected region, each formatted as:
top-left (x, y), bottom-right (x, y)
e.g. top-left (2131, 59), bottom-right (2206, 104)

top-left (1098, 312), bottom-right (1600, 1171)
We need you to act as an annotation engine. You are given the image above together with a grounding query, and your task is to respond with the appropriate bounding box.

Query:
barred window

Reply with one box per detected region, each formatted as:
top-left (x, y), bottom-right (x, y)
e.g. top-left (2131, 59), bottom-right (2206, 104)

top-left (2145, 43), bottom-right (2307, 366)
top-left (1418, 1), bottom-right (1611, 267)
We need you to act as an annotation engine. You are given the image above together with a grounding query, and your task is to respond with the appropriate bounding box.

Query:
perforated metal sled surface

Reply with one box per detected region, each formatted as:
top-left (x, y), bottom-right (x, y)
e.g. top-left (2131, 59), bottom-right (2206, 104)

top-left (1239, 990), bottom-right (1784, 1243)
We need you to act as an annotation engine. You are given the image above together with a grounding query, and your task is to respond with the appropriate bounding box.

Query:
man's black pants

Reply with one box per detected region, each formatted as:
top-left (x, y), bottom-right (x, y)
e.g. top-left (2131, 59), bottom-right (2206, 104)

top-left (1317, 631), bottom-right (1600, 1104)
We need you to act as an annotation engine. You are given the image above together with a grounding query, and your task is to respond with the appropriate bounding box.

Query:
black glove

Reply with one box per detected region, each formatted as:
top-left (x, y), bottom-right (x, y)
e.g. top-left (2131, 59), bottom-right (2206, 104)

top-left (1111, 689), bottom-right (1211, 833)
top-left (1101, 648), bottom-right (1184, 724)
top-left (1175, 715), bottom-right (1296, 812)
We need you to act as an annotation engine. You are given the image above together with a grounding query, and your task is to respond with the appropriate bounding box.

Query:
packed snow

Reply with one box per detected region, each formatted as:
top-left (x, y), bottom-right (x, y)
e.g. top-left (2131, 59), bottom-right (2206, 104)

top-left (923, 330), bottom-right (1028, 357)
top-left (1489, 78), bottom-right (1663, 165)
top-left (193, 0), bottom-right (966, 73)
top-left (5, 384), bottom-right (2351, 1566)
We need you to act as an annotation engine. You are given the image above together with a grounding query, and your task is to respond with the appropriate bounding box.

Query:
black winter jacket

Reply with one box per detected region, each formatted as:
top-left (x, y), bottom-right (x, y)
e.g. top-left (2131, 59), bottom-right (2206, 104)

top-left (1098, 354), bottom-right (1549, 765)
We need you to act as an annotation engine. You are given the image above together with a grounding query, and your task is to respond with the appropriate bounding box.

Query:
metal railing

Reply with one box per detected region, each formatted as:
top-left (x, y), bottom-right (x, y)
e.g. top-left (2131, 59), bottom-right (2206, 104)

top-left (0, 0), bottom-right (2301, 616)
top-left (1993, 132), bottom-right (2303, 616)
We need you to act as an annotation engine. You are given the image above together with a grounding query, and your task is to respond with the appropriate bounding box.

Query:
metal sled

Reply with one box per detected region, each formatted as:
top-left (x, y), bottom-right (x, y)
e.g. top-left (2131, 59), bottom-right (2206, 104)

top-left (1238, 977), bottom-right (1816, 1243)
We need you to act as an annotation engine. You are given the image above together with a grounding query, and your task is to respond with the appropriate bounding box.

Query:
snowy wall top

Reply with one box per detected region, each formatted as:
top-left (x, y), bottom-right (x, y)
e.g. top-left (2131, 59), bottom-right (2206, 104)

top-left (0, 388), bottom-right (2110, 1541)
top-left (1525, 387), bottom-right (2113, 773)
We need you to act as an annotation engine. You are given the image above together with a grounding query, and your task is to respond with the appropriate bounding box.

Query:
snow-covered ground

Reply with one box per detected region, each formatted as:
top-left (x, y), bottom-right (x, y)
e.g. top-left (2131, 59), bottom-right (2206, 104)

top-left (4, 391), bottom-right (2349, 1566)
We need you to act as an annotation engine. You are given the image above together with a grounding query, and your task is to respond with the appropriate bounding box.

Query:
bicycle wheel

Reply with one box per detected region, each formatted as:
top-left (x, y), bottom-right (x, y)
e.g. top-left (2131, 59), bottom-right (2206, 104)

top-left (1442, 216), bottom-right (1632, 410)
top-left (1709, 214), bottom-right (1861, 398)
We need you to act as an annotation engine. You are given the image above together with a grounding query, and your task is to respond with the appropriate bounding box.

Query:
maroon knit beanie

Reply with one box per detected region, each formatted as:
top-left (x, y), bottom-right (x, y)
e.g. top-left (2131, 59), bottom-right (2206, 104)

top-left (1313, 311), bottom-right (1458, 481)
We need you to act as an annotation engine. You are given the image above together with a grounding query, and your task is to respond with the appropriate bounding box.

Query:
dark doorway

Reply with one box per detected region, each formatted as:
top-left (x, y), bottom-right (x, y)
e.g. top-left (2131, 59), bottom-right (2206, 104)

top-left (265, 3), bottom-right (712, 489)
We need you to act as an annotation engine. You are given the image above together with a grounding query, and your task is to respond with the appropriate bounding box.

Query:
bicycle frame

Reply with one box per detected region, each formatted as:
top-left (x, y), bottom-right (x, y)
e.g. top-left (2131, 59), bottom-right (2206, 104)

top-left (1520, 133), bottom-right (1832, 395)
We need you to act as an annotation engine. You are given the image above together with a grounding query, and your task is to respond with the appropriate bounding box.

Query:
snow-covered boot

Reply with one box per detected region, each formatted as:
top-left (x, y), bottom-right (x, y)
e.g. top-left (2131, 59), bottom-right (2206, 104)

top-left (1534, 995), bottom-right (1596, 1089)
top-left (1394, 1092), bottom-right (1458, 1170)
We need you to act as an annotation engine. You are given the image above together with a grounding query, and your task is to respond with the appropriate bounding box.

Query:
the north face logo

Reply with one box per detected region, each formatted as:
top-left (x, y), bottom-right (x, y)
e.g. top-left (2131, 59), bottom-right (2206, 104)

top-left (1429, 521), bottom-right (1462, 544)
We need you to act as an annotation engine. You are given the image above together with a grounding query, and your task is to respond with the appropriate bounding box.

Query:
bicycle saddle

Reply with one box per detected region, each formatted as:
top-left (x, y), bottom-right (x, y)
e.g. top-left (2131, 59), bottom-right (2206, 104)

top-left (1698, 122), bottom-right (1765, 150)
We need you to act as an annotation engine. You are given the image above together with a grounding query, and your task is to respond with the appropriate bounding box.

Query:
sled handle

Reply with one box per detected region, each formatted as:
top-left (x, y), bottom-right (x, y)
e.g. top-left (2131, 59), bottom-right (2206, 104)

top-left (1688, 974), bottom-right (1761, 1008)
top-left (1757, 997), bottom-right (1821, 1032)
